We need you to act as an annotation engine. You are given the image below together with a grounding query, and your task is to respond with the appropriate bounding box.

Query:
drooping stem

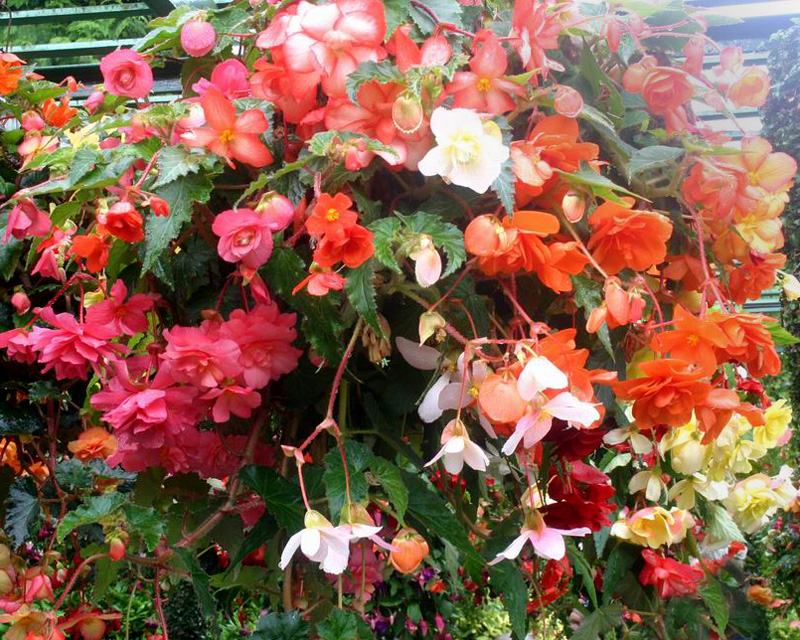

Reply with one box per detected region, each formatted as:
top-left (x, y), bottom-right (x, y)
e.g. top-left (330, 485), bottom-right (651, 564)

top-left (155, 569), bottom-right (170, 640)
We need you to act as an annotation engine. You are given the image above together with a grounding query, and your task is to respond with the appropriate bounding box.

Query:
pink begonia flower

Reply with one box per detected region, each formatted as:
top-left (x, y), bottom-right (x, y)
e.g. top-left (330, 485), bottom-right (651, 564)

top-left (280, 510), bottom-right (354, 574)
top-left (27, 307), bottom-right (124, 380)
top-left (99, 49), bottom-right (153, 99)
top-left (211, 207), bottom-right (275, 269)
top-left (18, 135), bottom-right (58, 168)
top-left (23, 572), bottom-right (54, 603)
top-left (201, 384), bottom-right (262, 422)
top-left (256, 192), bottom-right (294, 232)
top-left (436, 352), bottom-right (496, 437)
top-left (501, 356), bottom-right (600, 455)
top-left (84, 89), bottom-right (105, 114)
top-left (31, 248), bottom-right (62, 281)
top-left (4, 198), bottom-right (51, 244)
top-left (162, 325), bottom-right (243, 388)
top-left (512, 0), bottom-right (569, 76)
top-left (85, 280), bottom-right (155, 336)
top-left (425, 418), bottom-right (490, 475)
top-left (251, 51), bottom-right (319, 124)
top-left (388, 27), bottom-right (451, 73)
top-left (447, 31), bottom-right (523, 115)
top-left (11, 291), bottom-right (30, 315)
top-left (0, 328), bottom-right (37, 364)
top-left (218, 303), bottom-right (301, 389)
top-left (20, 111), bottom-right (44, 132)
top-left (256, 0), bottom-right (387, 98)
top-left (192, 59), bottom-right (250, 100)
top-left (489, 513), bottom-right (590, 563)
top-left (181, 19), bottom-right (216, 58)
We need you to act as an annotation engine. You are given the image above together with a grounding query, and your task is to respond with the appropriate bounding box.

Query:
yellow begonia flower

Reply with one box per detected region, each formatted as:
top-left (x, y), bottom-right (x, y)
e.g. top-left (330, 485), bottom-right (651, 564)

top-left (753, 399), bottom-right (792, 448)
top-left (66, 124), bottom-right (101, 149)
top-left (724, 466), bottom-right (798, 533)
top-left (610, 506), bottom-right (694, 548)
top-left (667, 473), bottom-right (728, 510)
top-left (659, 414), bottom-right (707, 475)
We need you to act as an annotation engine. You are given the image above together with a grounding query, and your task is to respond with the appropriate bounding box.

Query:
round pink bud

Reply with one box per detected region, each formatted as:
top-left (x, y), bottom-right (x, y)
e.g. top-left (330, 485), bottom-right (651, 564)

top-left (11, 291), bottom-right (31, 315)
top-left (553, 86), bottom-right (583, 119)
top-left (256, 192), bottom-right (294, 232)
top-left (181, 20), bottom-right (216, 58)
top-left (20, 111), bottom-right (44, 132)
top-left (84, 90), bottom-right (105, 114)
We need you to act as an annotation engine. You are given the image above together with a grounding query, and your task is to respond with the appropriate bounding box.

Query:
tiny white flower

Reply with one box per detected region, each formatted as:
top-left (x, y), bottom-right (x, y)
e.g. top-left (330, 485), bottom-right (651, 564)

top-left (418, 108), bottom-right (510, 194)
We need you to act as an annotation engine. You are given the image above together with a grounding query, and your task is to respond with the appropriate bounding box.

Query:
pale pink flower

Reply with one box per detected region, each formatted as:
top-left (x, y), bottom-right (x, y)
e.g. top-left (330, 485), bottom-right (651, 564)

top-left (28, 307), bottom-right (123, 380)
top-left (425, 418), bottom-right (490, 475)
top-left (395, 337), bottom-right (450, 423)
top-left (201, 384), bottom-right (262, 422)
top-left (4, 199), bottom-right (51, 244)
top-left (489, 514), bottom-right (590, 563)
top-left (85, 280), bottom-right (154, 335)
top-left (162, 326), bottom-right (242, 388)
top-left (411, 236), bottom-right (442, 288)
top-left (212, 207), bottom-right (275, 269)
top-left (280, 510), bottom-right (354, 574)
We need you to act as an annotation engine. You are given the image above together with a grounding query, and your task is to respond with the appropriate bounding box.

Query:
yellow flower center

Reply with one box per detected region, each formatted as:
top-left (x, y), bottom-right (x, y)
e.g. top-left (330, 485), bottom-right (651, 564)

top-left (468, 385), bottom-right (480, 399)
top-left (450, 132), bottom-right (481, 164)
top-left (476, 77), bottom-right (492, 93)
top-left (748, 172), bottom-right (760, 186)
top-left (219, 129), bottom-right (235, 144)
top-left (325, 208), bottom-right (340, 222)
top-left (686, 334), bottom-right (699, 346)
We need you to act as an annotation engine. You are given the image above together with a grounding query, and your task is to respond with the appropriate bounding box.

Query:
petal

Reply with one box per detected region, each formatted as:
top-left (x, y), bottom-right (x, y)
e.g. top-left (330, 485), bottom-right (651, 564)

top-left (235, 109), bottom-right (270, 135)
top-left (201, 87), bottom-right (236, 131)
top-left (395, 336), bottom-right (440, 370)
top-left (229, 135), bottom-right (274, 168)
top-left (417, 144), bottom-right (452, 178)
top-left (418, 375), bottom-right (451, 423)
top-left (545, 392), bottom-right (600, 426)
top-left (491, 532), bottom-right (530, 563)
top-left (442, 451), bottom-right (465, 474)
top-left (530, 527), bottom-right (566, 560)
top-left (517, 356), bottom-right (567, 400)
top-left (300, 528), bottom-right (322, 558)
top-left (279, 531), bottom-right (304, 569)
top-left (462, 441), bottom-right (489, 471)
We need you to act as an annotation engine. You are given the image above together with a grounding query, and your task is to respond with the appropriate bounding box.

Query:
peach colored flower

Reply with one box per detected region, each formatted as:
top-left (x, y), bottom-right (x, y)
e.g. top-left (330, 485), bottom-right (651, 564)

top-left (67, 427), bottom-right (118, 462)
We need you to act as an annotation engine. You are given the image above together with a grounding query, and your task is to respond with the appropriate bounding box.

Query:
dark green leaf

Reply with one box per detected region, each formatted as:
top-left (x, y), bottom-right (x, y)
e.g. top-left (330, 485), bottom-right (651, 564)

top-left (50, 201), bottom-right (82, 227)
top-left (253, 611), bottom-right (308, 640)
top-left (601, 543), bottom-right (637, 604)
top-left (55, 459), bottom-right (93, 492)
top-left (239, 465), bottom-right (304, 531)
top-left (123, 504), bottom-right (165, 551)
top-left (153, 146), bottom-right (207, 189)
top-left (626, 145), bottom-right (684, 180)
top-left (369, 217), bottom-right (403, 273)
top-left (371, 458), bottom-right (408, 523)
top-left (4, 477), bottom-right (39, 548)
top-left (700, 579), bottom-right (729, 636)
top-left (323, 440), bottom-right (374, 519)
top-left (68, 148), bottom-right (100, 186)
top-left (57, 493), bottom-right (127, 542)
top-left (317, 609), bottom-right (373, 640)
top-left (567, 538), bottom-right (599, 609)
top-left (666, 597), bottom-right (706, 638)
top-left (488, 562), bottom-right (528, 640)
top-left (492, 160), bottom-right (516, 216)
top-left (410, 0), bottom-right (463, 34)
top-left (308, 130), bottom-right (399, 159)
top-left (227, 513), bottom-right (277, 570)
top-left (384, 0), bottom-right (412, 37)
top-left (344, 260), bottom-right (382, 333)
top-left (396, 211), bottom-right (465, 277)
top-left (91, 556), bottom-right (121, 605)
top-left (0, 404), bottom-right (44, 436)
top-left (175, 548), bottom-right (218, 628)
top-left (0, 233), bottom-right (23, 282)
top-left (570, 603), bottom-right (624, 640)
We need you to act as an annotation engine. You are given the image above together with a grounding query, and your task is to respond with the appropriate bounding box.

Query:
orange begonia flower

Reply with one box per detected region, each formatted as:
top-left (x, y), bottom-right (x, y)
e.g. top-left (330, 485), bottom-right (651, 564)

top-left (587, 199), bottom-right (673, 275)
top-left (726, 252), bottom-right (786, 304)
top-left (650, 305), bottom-right (730, 374)
top-left (42, 97), bottom-right (78, 128)
top-left (713, 312), bottom-right (781, 379)
top-left (70, 235), bottom-right (110, 273)
top-left (67, 427), bottom-right (118, 462)
top-left (613, 359), bottom-right (711, 429)
top-left (0, 52), bottom-right (24, 95)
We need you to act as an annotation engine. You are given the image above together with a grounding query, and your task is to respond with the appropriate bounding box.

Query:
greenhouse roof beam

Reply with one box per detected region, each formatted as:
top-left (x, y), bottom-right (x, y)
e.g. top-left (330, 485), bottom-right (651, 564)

top-left (9, 39), bottom-right (140, 60)
top-left (142, 0), bottom-right (177, 16)
top-left (0, 4), bottom-right (152, 26)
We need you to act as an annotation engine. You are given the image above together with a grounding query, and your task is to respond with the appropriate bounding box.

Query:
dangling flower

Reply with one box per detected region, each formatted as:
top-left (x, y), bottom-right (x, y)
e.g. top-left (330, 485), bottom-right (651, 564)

top-left (629, 468), bottom-right (668, 502)
top-left (489, 509), bottom-right (590, 564)
top-left (85, 280), bottom-right (154, 335)
top-left (417, 107), bottom-right (509, 194)
top-left (410, 235), bottom-right (442, 288)
top-left (279, 510), bottom-right (353, 575)
top-left (67, 427), bottom-right (118, 462)
top-left (425, 418), bottom-right (489, 475)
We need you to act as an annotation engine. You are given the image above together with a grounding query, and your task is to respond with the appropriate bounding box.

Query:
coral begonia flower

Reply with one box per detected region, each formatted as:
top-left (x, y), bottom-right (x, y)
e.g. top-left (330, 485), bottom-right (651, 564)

top-left (292, 269), bottom-right (347, 296)
top-left (42, 97), bottom-right (78, 128)
top-left (70, 235), bottom-right (110, 273)
top-left (613, 359), bottom-right (711, 429)
top-left (730, 136), bottom-right (797, 193)
top-left (639, 550), bottom-right (703, 598)
top-left (313, 224), bottom-right (374, 268)
top-left (650, 306), bottom-right (730, 374)
top-left (306, 192), bottom-right (358, 239)
top-left (448, 31), bottom-right (523, 115)
top-left (587, 198), bottom-right (673, 275)
top-left (182, 87), bottom-right (273, 168)
top-left (512, 0), bottom-right (569, 75)
top-left (67, 426), bottom-right (117, 462)
top-left (99, 201), bottom-right (144, 243)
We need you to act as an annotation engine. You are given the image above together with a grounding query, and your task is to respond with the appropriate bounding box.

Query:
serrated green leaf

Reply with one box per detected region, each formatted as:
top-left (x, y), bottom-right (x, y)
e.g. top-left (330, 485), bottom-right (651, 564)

top-left (371, 458), bottom-right (408, 523)
top-left (700, 579), bottom-right (729, 636)
top-left (318, 609), bottom-right (373, 640)
top-left (706, 503), bottom-right (745, 543)
top-left (50, 201), bottom-right (82, 227)
top-left (4, 477), bottom-right (39, 547)
top-left (152, 146), bottom-right (206, 189)
top-left (252, 611), bottom-right (309, 640)
top-left (55, 459), bottom-right (93, 492)
top-left (345, 60), bottom-right (405, 103)
top-left (492, 159), bottom-right (516, 216)
top-left (0, 232), bottom-right (23, 282)
top-left (68, 148), bottom-right (100, 187)
top-left (56, 493), bottom-right (127, 542)
top-left (384, 0), bottom-right (412, 37)
top-left (239, 465), bottom-right (304, 531)
top-left (344, 260), bottom-right (381, 333)
top-left (175, 547), bottom-right (218, 630)
top-left (488, 562), bottom-right (528, 640)
top-left (308, 129), bottom-right (399, 159)
top-left (766, 322), bottom-right (799, 346)
top-left (601, 543), bottom-right (637, 604)
top-left (123, 504), bottom-right (165, 551)
top-left (410, 0), bottom-right (463, 34)
top-left (396, 211), bottom-right (465, 277)
top-left (0, 404), bottom-right (44, 436)
top-left (557, 164), bottom-right (641, 205)
top-left (626, 145), bottom-right (684, 180)
top-left (142, 173), bottom-right (213, 272)
top-left (369, 217), bottom-right (403, 273)
top-left (91, 556), bottom-right (120, 605)
top-left (323, 440), bottom-right (374, 520)
top-left (226, 513), bottom-right (277, 571)
top-left (570, 603), bottom-right (624, 640)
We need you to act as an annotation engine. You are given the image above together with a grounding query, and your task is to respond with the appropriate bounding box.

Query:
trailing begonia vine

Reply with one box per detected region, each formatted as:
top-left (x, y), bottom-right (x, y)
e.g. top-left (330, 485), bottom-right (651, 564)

top-left (0, 0), bottom-right (799, 638)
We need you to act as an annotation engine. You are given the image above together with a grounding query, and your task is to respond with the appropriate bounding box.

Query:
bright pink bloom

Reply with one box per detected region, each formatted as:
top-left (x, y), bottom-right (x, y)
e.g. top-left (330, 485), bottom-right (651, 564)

top-left (4, 198), bottom-right (51, 244)
top-left (219, 303), bottom-right (302, 388)
top-left (192, 59), bottom-right (250, 99)
top-left (23, 571), bottom-right (54, 603)
top-left (212, 207), bottom-right (275, 269)
top-left (447, 31), bottom-right (523, 114)
top-left (0, 328), bottom-right (37, 364)
top-left (201, 384), bottom-right (262, 422)
top-left (256, 0), bottom-right (387, 98)
top-left (84, 89), bottom-right (105, 113)
top-left (251, 52), bottom-right (319, 124)
top-left (99, 49), bottom-right (153, 99)
top-left (181, 19), bottom-right (216, 57)
top-left (20, 111), bottom-right (44, 131)
top-left (31, 248), bottom-right (62, 280)
top-left (182, 87), bottom-right (273, 168)
top-left (85, 280), bottom-right (155, 336)
top-left (162, 325), bottom-right (242, 388)
top-left (27, 307), bottom-right (123, 380)
top-left (256, 192), bottom-right (294, 231)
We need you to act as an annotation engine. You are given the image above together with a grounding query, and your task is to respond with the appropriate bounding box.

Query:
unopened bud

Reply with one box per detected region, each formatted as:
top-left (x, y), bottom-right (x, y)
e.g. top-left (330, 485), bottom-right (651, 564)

top-left (11, 291), bottom-right (30, 315)
top-left (109, 538), bottom-right (126, 561)
top-left (392, 95), bottom-right (424, 134)
top-left (256, 191), bottom-right (294, 232)
top-left (561, 191), bottom-right (585, 223)
top-left (553, 86), bottom-right (583, 118)
top-left (419, 310), bottom-right (446, 344)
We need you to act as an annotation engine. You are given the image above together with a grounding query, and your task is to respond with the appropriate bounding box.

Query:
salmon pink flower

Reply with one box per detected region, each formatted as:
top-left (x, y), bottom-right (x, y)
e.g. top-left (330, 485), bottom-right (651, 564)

top-left (489, 510), bottom-right (590, 563)
top-left (182, 87), bottom-right (273, 168)
top-left (512, 0), bottom-right (569, 75)
top-left (418, 107), bottom-right (509, 194)
top-left (85, 280), bottom-right (155, 336)
top-left (4, 199), bottom-right (51, 244)
top-left (292, 269), bottom-right (347, 296)
top-left (552, 85), bottom-right (583, 118)
top-left (181, 19), bottom-right (216, 57)
top-left (410, 236), bottom-right (442, 288)
top-left (650, 305), bottom-right (730, 374)
top-left (425, 418), bottom-right (489, 475)
top-left (251, 53), bottom-right (319, 124)
top-left (162, 326), bottom-right (243, 388)
top-left (100, 49), bottom-right (153, 99)
top-left (728, 66), bottom-right (769, 108)
top-left (201, 384), bottom-right (262, 422)
top-left (18, 135), bottom-right (58, 168)
top-left (447, 31), bottom-right (523, 115)
top-left (640, 67), bottom-right (693, 115)
top-left (255, 192), bottom-right (294, 231)
top-left (279, 510), bottom-right (354, 574)
top-left (212, 207), bottom-right (275, 269)
top-left (256, 0), bottom-right (387, 98)
top-left (0, 52), bottom-right (24, 95)
top-left (387, 27), bottom-right (451, 73)
top-left (0, 328), bottom-right (36, 364)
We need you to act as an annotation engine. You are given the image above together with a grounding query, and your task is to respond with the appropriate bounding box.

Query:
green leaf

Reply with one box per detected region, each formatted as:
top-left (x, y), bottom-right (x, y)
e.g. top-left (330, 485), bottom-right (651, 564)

top-left (700, 579), bottom-right (729, 636)
top-left (557, 164), bottom-right (641, 205)
top-left (50, 201), bottom-right (82, 227)
top-left (396, 211), bottom-right (465, 277)
top-left (4, 477), bottom-right (39, 547)
top-left (345, 60), bottom-right (405, 103)
top-left (239, 465), bottom-right (305, 531)
top-left (252, 612), bottom-right (309, 640)
top-left (492, 159), bottom-right (516, 216)
top-left (143, 173), bottom-right (213, 272)
top-left (572, 275), bottom-right (615, 361)
top-left (766, 322), bottom-right (799, 346)
top-left (123, 504), bottom-right (165, 551)
top-left (153, 146), bottom-right (206, 189)
top-left (410, 0), bottom-right (463, 34)
top-left (601, 543), bottom-right (637, 604)
top-left (57, 493), bottom-right (127, 542)
top-left (384, 0), bottom-right (412, 37)
top-left (626, 145), bottom-right (684, 181)
top-left (0, 233), bottom-right (23, 282)
top-left (371, 458), bottom-right (408, 523)
top-left (570, 603), bottom-right (624, 640)
top-left (344, 260), bottom-right (382, 333)
top-left (323, 440), bottom-right (374, 519)
top-left (91, 556), bottom-right (121, 605)
top-left (227, 513), bottom-right (277, 570)
top-left (706, 503), bottom-right (745, 543)
top-left (567, 538), bottom-right (599, 609)
top-left (175, 548), bottom-right (218, 628)
top-left (318, 609), bottom-right (373, 640)
top-left (488, 562), bottom-right (529, 640)
top-left (0, 404), bottom-right (44, 437)
top-left (369, 217), bottom-right (403, 273)
top-left (55, 459), bottom-right (93, 492)
top-left (67, 148), bottom-right (100, 187)
top-left (666, 597), bottom-right (706, 638)
top-left (579, 42), bottom-right (624, 117)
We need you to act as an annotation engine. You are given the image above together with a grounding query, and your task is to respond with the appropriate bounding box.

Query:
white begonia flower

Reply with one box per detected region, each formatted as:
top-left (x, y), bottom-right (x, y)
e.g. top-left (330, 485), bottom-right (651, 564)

top-left (425, 418), bottom-right (490, 475)
top-left (629, 469), bottom-right (668, 502)
top-left (604, 424), bottom-right (653, 455)
top-left (418, 107), bottom-right (510, 194)
top-left (279, 510), bottom-right (354, 575)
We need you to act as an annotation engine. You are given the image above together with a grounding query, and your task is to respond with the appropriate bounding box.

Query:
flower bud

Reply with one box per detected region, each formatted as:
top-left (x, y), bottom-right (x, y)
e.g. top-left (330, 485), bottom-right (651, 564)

top-left (561, 190), bottom-right (585, 223)
top-left (411, 236), bottom-right (442, 288)
top-left (21, 111), bottom-right (45, 132)
top-left (147, 196), bottom-right (170, 218)
top-left (586, 306), bottom-right (607, 334)
top-left (256, 191), bottom-right (294, 232)
top-left (392, 95), bottom-right (424, 134)
top-left (606, 15), bottom-right (623, 53)
top-left (181, 19), bottom-right (216, 58)
top-left (389, 528), bottom-right (429, 574)
top-left (84, 90), bottom-right (105, 114)
top-left (11, 291), bottom-right (30, 315)
top-left (419, 310), bottom-right (446, 344)
top-left (109, 538), bottom-right (126, 561)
